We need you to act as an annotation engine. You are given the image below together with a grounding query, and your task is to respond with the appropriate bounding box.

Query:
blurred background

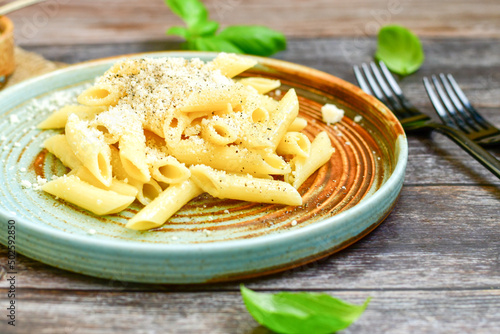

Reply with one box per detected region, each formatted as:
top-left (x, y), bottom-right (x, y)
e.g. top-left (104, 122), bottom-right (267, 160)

top-left (6, 0), bottom-right (500, 103)
top-left (8, 0), bottom-right (500, 49)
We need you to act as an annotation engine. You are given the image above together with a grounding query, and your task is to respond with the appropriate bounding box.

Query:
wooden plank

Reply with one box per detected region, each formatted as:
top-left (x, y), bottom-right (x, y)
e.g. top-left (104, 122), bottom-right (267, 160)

top-left (0, 289), bottom-right (498, 334)
top-left (8, 0), bottom-right (500, 46)
top-left (1, 185), bottom-right (498, 291)
top-left (405, 135), bottom-right (500, 185)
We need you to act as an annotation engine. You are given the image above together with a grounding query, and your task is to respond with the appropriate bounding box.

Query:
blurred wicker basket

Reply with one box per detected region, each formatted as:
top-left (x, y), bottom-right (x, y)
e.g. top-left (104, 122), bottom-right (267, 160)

top-left (0, 15), bottom-right (15, 78)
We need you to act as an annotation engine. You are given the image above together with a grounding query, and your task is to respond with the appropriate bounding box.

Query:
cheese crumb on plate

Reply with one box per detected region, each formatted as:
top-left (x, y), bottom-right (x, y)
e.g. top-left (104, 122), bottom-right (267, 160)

top-left (321, 103), bottom-right (344, 125)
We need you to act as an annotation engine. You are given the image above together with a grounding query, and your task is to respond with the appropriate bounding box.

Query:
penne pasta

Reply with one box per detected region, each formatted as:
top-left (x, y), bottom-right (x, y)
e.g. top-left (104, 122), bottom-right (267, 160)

top-left (285, 131), bottom-right (335, 189)
top-left (38, 105), bottom-right (105, 129)
top-left (65, 114), bottom-right (112, 186)
top-left (171, 138), bottom-right (290, 175)
top-left (238, 89), bottom-right (299, 150)
top-left (150, 155), bottom-right (191, 184)
top-left (190, 165), bottom-right (302, 206)
top-left (206, 52), bottom-right (257, 78)
top-left (77, 83), bottom-right (123, 107)
top-left (69, 166), bottom-right (138, 197)
top-left (38, 54), bottom-right (335, 231)
top-left (109, 145), bottom-right (130, 181)
top-left (42, 175), bottom-right (135, 215)
top-left (288, 117), bottom-right (308, 132)
top-left (43, 134), bottom-right (82, 170)
top-left (119, 133), bottom-right (151, 183)
top-left (126, 179), bottom-right (203, 231)
top-left (276, 132), bottom-right (311, 158)
top-left (265, 89), bottom-right (300, 149)
top-left (239, 77), bottom-right (281, 94)
top-left (128, 178), bottom-right (163, 206)
top-left (162, 112), bottom-right (190, 146)
top-left (201, 116), bottom-right (239, 146)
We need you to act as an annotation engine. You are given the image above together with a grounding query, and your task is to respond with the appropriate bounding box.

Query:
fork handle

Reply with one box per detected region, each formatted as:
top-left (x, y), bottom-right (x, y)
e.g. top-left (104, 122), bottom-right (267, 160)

top-left (424, 123), bottom-right (500, 179)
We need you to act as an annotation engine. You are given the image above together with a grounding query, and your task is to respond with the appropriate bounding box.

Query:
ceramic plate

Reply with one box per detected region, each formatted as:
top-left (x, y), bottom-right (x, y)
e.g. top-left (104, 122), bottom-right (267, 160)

top-left (0, 52), bottom-right (407, 283)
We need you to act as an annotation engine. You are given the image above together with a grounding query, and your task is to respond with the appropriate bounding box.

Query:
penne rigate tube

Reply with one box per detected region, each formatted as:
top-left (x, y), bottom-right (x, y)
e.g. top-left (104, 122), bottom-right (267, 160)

top-left (287, 117), bottom-right (308, 132)
top-left (119, 133), bottom-right (151, 183)
top-left (286, 131), bottom-right (335, 189)
top-left (42, 175), bottom-right (135, 215)
top-left (262, 89), bottom-right (300, 149)
top-left (206, 53), bottom-right (257, 78)
top-left (43, 134), bottom-right (82, 170)
top-left (190, 165), bottom-right (302, 206)
top-left (239, 77), bottom-right (281, 94)
top-left (171, 139), bottom-right (291, 175)
top-left (65, 114), bottom-right (112, 186)
top-left (276, 132), bottom-right (311, 158)
top-left (128, 178), bottom-right (163, 206)
top-left (201, 117), bottom-right (239, 146)
top-left (77, 83), bottom-right (123, 107)
top-left (38, 105), bottom-right (106, 129)
top-left (69, 166), bottom-right (138, 198)
top-left (126, 179), bottom-right (204, 231)
top-left (109, 145), bottom-right (130, 181)
top-left (162, 112), bottom-right (190, 146)
top-left (150, 156), bottom-right (190, 184)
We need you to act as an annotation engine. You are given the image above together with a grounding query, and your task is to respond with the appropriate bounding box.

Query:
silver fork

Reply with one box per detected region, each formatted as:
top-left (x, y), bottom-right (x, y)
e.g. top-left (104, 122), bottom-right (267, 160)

top-left (423, 74), bottom-right (500, 146)
top-left (353, 61), bottom-right (500, 179)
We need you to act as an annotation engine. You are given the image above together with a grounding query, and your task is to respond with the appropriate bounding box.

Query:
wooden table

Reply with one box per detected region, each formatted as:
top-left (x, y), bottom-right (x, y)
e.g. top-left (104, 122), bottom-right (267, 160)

top-left (1, 1), bottom-right (500, 333)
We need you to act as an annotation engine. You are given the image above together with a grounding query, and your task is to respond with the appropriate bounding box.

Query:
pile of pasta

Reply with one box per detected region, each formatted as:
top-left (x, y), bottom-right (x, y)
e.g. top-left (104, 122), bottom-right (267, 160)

top-left (39, 53), bottom-right (334, 231)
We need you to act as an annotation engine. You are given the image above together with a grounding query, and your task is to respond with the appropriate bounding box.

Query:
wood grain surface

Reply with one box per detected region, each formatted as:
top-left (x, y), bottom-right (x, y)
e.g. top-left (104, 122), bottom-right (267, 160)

top-left (1, 5), bottom-right (500, 332)
top-left (7, 0), bottom-right (500, 46)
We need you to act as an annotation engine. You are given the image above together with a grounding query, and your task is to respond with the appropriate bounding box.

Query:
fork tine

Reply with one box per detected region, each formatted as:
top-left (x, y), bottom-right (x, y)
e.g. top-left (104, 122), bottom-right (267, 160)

top-left (430, 75), bottom-right (471, 133)
top-left (376, 61), bottom-right (421, 118)
top-left (360, 63), bottom-right (388, 104)
top-left (353, 65), bottom-right (373, 95)
top-left (423, 77), bottom-right (457, 128)
top-left (439, 74), bottom-right (481, 132)
top-left (446, 74), bottom-right (492, 130)
top-left (378, 61), bottom-right (403, 96)
top-left (354, 62), bottom-right (429, 122)
top-left (368, 62), bottom-right (409, 115)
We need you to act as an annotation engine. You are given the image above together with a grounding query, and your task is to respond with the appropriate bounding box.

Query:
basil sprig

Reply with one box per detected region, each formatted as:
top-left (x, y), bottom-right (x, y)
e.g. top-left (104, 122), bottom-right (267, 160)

top-left (165, 0), bottom-right (286, 56)
top-left (241, 285), bottom-right (370, 334)
top-left (375, 25), bottom-right (425, 76)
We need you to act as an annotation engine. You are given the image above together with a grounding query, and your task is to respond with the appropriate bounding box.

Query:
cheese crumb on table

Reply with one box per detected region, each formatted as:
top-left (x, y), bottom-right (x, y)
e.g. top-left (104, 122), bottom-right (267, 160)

top-left (321, 103), bottom-right (344, 125)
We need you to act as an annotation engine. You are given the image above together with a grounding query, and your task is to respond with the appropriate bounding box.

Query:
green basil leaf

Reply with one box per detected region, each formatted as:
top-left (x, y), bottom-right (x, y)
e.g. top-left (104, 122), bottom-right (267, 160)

top-left (166, 26), bottom-right (190, 39)
top-left (375, 25), bottom-right (425, 76)
top-left (188, 36), bottom-right (243, 53)
top-left (218, 25), bottom-right (287, 56)
top-left (241, 285), bottom-right (370, 334)
top-left (165, 0), bottom-right (208, 29)
top-left (190, 20), bottom-right (219, 37)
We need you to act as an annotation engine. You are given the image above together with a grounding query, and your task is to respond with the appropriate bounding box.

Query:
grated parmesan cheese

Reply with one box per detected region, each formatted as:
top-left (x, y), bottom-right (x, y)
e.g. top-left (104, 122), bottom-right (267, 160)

top-left (21, 180), bottom-right (32, 189)
top-left (321, 103), bottom-right (344, 125)
top-left (9, 115), bottom-right (20, 124)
